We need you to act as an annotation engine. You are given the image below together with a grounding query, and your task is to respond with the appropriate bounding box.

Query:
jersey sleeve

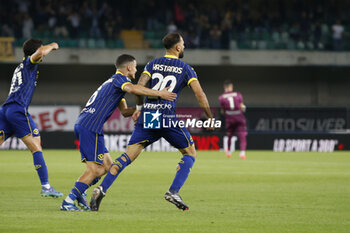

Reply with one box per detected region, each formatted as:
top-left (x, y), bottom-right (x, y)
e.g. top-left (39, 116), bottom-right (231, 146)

top-left (184, 64), bottom-right (198, 86)
top-left (113, 76), bottom-right (132, 91)
top-left (24, 56), bottom-right (40, 70)
top-left (142, 61), bottom-right (152, 77)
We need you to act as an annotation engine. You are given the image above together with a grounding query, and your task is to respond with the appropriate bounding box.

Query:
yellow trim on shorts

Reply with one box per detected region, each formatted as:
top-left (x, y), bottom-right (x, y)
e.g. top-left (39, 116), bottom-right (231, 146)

top-left (142, 70), bottom-right (151, 77)
top-left (121, 98), bottom-right (126, 102)
top-left (20, 133), bottom-right (32, 139)
top-left (179, 128), bottom-right (191, 148)
top-left (187, 78), bottom-right (198, 86)
top-left (24, 109), bottom-right (33, 135)
top-left (121, 82), bottom-right (132, 91)
top-left (94, 133), bottom-right (98, 162)
top-left (128, 140), bottom-right (149, 147)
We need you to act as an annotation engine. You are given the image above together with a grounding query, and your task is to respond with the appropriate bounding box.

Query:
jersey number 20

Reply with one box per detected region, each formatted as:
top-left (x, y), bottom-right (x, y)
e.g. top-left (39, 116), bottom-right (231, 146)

top-left (151, 73), bottom-right (176, 92)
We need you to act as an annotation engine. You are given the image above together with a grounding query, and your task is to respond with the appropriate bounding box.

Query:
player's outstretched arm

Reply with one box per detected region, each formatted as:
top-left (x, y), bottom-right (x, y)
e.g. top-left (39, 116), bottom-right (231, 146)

top-left (123, 84), bottom-right (177, 101)
top-left (31, 42), bottom-right (59, 63)
top-left (132, 73), bottom-right (151, 122)
top-left (190, 80), bottom-right (213, 119)
top-left (118, 99), bottom-right (135, 117)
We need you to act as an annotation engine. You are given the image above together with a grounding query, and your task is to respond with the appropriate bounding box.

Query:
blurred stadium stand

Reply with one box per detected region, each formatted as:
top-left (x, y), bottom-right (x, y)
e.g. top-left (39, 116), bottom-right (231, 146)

top-left (2, 0), bottom-right (350, 50)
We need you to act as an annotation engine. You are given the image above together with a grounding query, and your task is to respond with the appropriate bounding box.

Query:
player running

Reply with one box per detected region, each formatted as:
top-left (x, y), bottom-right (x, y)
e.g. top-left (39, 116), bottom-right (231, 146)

top-left (0, 39), bottom-right (63, 197)
top-left (60, 54), bottom-right (176, 211)
top-left (90, 33), bottom-right (214, 211)
top-left (219, 80), bottom-right (247, 159)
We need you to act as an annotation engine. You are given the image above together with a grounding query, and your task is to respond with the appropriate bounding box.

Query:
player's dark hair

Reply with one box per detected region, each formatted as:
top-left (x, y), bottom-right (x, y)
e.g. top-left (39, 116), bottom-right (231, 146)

top-left (162, 33), bottom-right (182, 49)
top-left (23, 39), bottom-right (43, 57)
top-left (115, 54), bottom-right (136, 68)
top-left (224, 80), bottom-right (233, 86)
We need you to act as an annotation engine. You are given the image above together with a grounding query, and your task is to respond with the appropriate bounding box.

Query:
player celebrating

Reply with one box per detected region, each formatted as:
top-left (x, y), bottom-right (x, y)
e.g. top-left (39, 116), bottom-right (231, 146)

top-left (0, 39), bottom-right (63, 197)
top-left (90, 33), bottom-right (214, 211)
top-left (219, 80), bottom-right (247, 159)
top-left (60, 54), bottom-right (176, 211)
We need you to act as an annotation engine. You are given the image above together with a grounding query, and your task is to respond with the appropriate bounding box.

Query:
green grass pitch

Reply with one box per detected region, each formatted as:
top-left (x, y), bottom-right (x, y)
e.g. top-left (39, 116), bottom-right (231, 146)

top-left (0, 150), bottom-right (349, 233)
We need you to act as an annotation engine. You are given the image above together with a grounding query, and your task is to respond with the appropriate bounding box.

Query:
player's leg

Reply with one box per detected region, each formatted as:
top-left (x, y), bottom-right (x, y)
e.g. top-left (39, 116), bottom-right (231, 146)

top-left (61, 125), bottom-right (109, 211)
top-left (225, 121), bottom-right (235, 157)
top-left (0, 106), bottom-right (13, 146)
top-left (236, 120), bottom-right (248, 159)
top-left (163, 127), bottom-right (196, 210)
top-left (90, 143), bottom-right (145, 211)
top-left (6, 105), bottom-right (63, 197)
top-left (90, 125), bottom-right (159, 211)
top-left (22, 134), bottom-right (63, 196)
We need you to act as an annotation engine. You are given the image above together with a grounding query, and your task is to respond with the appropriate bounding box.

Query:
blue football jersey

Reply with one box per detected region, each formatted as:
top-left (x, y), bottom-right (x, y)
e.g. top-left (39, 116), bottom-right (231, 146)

top-left (76, 71), bottom-right (132, 134)
top-left (3, 56), bottom-right (40, 109)
top-left (142, 55), bottom-right (198, 114)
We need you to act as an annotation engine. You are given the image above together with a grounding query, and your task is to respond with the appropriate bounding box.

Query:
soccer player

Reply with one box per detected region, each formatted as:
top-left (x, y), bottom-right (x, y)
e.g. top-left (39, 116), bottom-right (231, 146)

top-left (0, 39), bottom-right (63, 197)
top-left (219, 80), bottom-right (247, 159)
top-left (90, 33), bottom-right (214, 211)
top-left (60, 54), bottom-right (177, 211)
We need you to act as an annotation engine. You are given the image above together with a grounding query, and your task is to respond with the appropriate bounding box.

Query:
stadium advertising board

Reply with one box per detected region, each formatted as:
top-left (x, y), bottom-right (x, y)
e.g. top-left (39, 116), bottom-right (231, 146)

top-left (0, 37), bottom-right (15, 61)
top-left (2, 132), bottom-right (347, 152)
top-left (28, 106), bottom-right (80, 131)
top-left (246, 107), bottom-right (348, 132)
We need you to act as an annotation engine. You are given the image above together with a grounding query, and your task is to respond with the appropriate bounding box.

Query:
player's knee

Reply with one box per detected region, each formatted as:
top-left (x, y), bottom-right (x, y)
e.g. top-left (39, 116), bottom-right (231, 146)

top-left (0, 137), bottom-right (4, 146)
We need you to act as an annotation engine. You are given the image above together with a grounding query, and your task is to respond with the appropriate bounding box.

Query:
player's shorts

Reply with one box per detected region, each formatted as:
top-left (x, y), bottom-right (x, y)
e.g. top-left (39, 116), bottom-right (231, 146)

top-left (128, 123), bottom-right (194, 149)
top-left (74, 124), bottom-right (108, 164)
top-left (226, 116), bottom-right (247, 136)
top-left (0, 103), bottom-right (40, 141)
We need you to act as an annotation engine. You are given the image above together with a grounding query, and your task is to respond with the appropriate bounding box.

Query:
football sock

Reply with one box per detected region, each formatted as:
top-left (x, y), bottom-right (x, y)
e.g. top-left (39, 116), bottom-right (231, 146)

top-left (237, 131), bottom-right (247, 151)
top-left (169, 155), bottom-right (195, 193)
top-left (33, 151), bottom-right (49, 185)
top-left (100, 153), bottom-right (131, 192)
top-left (227, 135), bottom-right (232, 152)
top-left (41, 184), bottom-right (51, 189)
top-left (89, 177), bottom-right (101, 187)
top-left (67, 181), bottom-right (89, 202)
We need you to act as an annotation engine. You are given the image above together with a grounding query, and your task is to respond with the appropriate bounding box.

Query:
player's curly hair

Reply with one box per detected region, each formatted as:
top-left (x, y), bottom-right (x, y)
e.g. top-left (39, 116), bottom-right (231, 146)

top-left (162, 33), bottom-right (182, 49)
top-left (23, 39), bottom-right (43, 57)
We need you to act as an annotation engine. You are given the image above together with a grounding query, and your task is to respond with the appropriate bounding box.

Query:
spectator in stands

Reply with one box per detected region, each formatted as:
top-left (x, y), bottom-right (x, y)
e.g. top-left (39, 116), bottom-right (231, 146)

top-left (167, 20), bottom-right (178, 34)
top-left (68, 11), bottom-right (81, 38)
top-left (85, 4), bottom-right (107, 38)
top-left (332, 20), bottom-right (344, 51)
top-left (22, 13), bottom-right (34, 38)
top-left (221, 14), bottom-right (232, 49)
top-left (210, 24), bottom-right (222, 49)
top-left (313, 21), bottom-right (322, 49)
top-left (198, 14), bottom-right (211, 48)
top-left (54, 7), bottom-right (69, 38)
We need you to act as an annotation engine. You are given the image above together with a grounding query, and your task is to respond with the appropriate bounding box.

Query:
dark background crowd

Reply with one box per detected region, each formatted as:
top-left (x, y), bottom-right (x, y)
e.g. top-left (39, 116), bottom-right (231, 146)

top-left (1, 0), bottom-right (350, 50)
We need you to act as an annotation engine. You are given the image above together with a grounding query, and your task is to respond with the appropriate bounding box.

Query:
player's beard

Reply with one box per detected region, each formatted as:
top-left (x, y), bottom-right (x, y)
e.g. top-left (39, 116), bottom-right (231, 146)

top-left (179, 50), bottom-right (184, 58)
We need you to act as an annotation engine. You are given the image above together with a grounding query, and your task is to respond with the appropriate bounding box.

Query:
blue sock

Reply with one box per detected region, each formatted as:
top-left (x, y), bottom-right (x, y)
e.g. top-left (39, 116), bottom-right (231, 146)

top-left (169, 155), bottom-right (195, 193)
top-left (89, 177), bottom-right (101, 187)
top-left (100, 153), bottom-right (131, 192)
top-left (68, 182), bottom-right (89, 202)
top-left (33, 151), bottom-right (49, 185)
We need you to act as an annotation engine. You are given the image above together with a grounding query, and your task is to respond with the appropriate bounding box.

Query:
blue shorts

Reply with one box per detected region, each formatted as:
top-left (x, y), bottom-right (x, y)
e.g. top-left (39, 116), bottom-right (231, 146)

top-left (74, 124), bottom-right (108, 164)
top-left (128, 123), bottom-right (194, 149)
top-left (0, 103), bottom-right (40, 140)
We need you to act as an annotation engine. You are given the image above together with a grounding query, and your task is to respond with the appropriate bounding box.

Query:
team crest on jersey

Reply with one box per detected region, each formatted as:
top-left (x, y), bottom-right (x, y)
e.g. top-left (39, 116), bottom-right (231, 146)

top-left (97, 154), bottom-right (104, 161)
